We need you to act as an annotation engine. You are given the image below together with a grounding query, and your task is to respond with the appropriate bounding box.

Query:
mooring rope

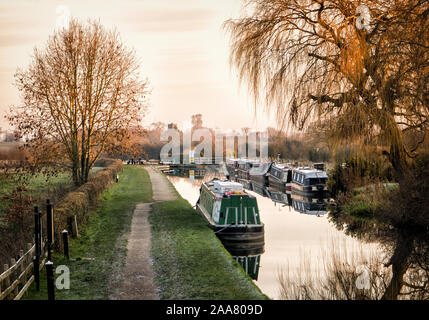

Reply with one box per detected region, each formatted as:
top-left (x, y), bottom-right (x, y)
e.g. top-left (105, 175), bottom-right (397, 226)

top-left (214, 223), bottom-right (235, 234)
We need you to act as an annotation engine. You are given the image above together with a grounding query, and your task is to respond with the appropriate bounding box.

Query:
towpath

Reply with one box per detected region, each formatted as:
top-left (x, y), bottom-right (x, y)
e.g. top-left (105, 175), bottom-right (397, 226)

top-left (116, 166), bottom-right (177, 300)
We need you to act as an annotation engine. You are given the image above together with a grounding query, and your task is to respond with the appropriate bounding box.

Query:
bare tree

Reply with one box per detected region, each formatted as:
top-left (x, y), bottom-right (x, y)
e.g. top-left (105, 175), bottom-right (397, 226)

top-left (225, 0), bottom-right (428, 177)
top-left (9, 19), bottom-right (149, 186)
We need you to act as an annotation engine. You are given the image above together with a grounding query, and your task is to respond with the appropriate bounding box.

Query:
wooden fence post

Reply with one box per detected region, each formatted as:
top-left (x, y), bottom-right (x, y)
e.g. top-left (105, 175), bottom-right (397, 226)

top-left (34, 206), bottom-right (40, 258)
top-left (34, 206), bottom-right (41, 291)
top-left (46, 200), bottom-right (54, 261)
top-left (19, 250), bottom-right (24, 292)
top-left (74, 215), bottom-right (79, 237)
top-left (10, 258), bottom-right (18, 297)
top-left (45, 261), bottom-right (55, 301)
top-left (62, 230), bottom-right (69, 260)
top-left (3, 264), bottom-right (9, 299)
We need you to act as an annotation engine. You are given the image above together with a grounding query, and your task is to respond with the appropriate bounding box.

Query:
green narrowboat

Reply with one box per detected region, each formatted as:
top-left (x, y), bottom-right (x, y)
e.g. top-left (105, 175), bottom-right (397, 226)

top-left (196, 179), bottom-right (264, 249)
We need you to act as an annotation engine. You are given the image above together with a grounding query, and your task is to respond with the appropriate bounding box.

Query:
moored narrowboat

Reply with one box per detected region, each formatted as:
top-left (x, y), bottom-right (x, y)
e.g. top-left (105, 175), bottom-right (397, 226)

top-left (236, 178), bottom-right (253, 191)
top-left (268, 163), bottom-right (293, 193)
top-left (196, 179), bottom-right (264, 248)
top-left (291, 167), bottom-right (328, 196)
top-left (249, 161), bottom-right (272, 188)
top-left (236, 159), bottom-right (261, 180)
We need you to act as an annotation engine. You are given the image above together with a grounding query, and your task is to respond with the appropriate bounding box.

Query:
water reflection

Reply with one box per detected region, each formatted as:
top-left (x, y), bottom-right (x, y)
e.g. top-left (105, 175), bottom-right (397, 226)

top-left (163, 166), bottom-right (366, 299)
top-left (290, 194), bottom-right (328, 216)
top-left (230, 176), bottom-right (328, 218)
top-left (233, 255), bottom-right (261, 281)
top-left (265, 188), bottom-right (291, 206)
top-left (224, 244), bottom-right (264, 281)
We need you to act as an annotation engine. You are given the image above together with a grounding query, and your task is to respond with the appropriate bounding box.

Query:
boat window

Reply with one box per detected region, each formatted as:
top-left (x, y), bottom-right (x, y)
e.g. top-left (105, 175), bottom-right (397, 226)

top-left (309, 177), bottom-right (327, 185)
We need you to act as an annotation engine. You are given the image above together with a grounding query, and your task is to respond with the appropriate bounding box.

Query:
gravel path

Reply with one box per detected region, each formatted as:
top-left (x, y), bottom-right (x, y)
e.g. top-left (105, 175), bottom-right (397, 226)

top-left (116, 166), bottom-right (177, 300)
top-left (146, 167), bottom-right (178, 202)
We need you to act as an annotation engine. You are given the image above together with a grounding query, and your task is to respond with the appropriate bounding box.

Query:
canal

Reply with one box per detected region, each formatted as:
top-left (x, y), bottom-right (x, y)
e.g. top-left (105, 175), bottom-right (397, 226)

top-left (166, 170), bottom-right (378, 299)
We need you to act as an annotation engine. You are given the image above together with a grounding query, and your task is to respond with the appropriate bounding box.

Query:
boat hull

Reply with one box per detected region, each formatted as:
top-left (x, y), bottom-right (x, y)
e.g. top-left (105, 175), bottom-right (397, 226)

top-left (267, 177), bottom-right (291, 193)
top-left (215, 226), bottom-right (265, 251)
top-left (291, 182), bottom-right (329, 197)
top-left (196, 203), bottom-right (265, 247)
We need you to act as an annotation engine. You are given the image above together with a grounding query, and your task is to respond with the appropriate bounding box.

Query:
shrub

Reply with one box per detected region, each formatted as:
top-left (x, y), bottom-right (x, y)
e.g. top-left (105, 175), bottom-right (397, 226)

top-left (327, 154), bottom-right (394, 197)
top-left (53, 159), bottom-right (123, 249)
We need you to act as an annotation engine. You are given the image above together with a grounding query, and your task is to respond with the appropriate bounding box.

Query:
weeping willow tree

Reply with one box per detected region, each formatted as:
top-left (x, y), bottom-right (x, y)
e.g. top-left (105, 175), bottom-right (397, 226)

top-left (225, 0), bottom-right (429, 300)
top-left (225, 0), bottom-right (428, 177)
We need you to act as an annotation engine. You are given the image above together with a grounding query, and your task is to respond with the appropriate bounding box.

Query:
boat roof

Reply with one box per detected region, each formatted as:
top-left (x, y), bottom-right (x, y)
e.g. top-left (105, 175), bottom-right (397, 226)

top-left (293, 167), bottom-right (328, 178)
top-left (249, 162), bottom-right (272, 175)
top-left (272, 163), bottom-right (291, 170)
top-left (238, 158), bottom-right (261, 165)
top-left (204, 179), bottom-right (248, 197)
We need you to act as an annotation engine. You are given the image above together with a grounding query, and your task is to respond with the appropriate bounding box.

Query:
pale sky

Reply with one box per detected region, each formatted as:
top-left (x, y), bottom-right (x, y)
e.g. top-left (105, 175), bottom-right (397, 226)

top-left (0, 0), bottom-right (277, 131)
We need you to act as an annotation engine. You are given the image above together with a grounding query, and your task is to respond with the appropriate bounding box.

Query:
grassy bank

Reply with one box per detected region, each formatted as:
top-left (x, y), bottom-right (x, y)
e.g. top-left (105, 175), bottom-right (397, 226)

top-left (150, 195), bottom-right (268, 299)
top-left (23, 166), bottom-right (152, 300)
top-left (0, 167), bottom-right (105, 215)
top-left (0, 172), bottom-right (73, 212)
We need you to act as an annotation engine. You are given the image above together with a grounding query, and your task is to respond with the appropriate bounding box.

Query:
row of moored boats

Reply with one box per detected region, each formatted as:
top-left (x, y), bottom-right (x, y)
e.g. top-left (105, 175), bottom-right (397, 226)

top-left (225, 159), bottom-right (328, 196)
top-left (195, 159), bottom-right (329, 254)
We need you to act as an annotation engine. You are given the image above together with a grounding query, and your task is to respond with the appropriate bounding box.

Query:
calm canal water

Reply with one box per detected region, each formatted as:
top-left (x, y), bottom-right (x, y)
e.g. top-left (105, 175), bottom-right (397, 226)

top-left (166, 172), bottom-right (376, 299)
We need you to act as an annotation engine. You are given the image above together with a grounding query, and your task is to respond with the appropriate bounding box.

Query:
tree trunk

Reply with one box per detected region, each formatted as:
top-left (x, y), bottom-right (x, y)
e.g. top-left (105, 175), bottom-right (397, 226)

top-left (84, 155), bottom-right (90, 184)
top-left (389, 143), bottom-right (408, 181)
top-left (381, 232), bottom-right (414, 300)
top-left (72, 159), bottom-right (80, 186)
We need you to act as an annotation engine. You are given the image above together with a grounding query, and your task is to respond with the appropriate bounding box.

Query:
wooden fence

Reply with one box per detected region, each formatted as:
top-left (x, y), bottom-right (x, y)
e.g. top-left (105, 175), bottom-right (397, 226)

top-left (0, 242), bottom-right (47, 300)
top-left (0, 204), bottom-right (50, 300)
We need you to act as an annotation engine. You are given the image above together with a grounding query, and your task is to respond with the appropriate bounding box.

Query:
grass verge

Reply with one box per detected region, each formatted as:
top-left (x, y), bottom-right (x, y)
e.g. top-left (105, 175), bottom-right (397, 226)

top-left (150, 194), bottom-right (268, 299)
top-left (23, 165), bottom-right (152, 300)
